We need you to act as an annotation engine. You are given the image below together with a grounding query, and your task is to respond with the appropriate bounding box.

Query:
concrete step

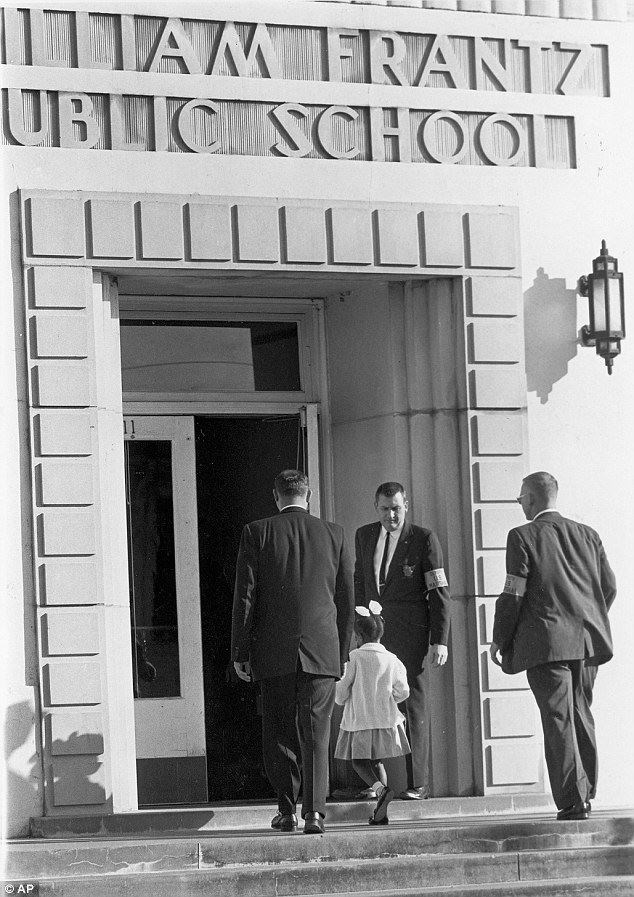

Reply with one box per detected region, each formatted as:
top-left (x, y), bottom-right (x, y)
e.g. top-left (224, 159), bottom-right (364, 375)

top-left (29, 795), bottom-right (557, 838)
top-left (4, 850), bottom-right (634, 897)
top-left (305, 881), bottom-right (634, 897)
top-left (257, 880), bottom-right (634, 897)
top-left (8, 814), bottom-right (634, 880)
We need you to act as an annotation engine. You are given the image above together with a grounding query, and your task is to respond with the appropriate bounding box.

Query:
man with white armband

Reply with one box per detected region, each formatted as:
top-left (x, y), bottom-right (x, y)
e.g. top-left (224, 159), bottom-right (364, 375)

top-left (354, 482), bottom-right (451, 800)
top-left (490, 471), bottom-right (616, 821)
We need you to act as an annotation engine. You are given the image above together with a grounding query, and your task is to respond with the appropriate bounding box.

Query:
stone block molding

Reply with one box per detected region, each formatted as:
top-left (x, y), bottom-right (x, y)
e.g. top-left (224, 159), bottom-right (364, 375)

top-left (26, 258), bottom-right (137, 813)
top-left (22, 191), bottom-right (519, 276)
top-left (22, 188), bottom-right (535, 807)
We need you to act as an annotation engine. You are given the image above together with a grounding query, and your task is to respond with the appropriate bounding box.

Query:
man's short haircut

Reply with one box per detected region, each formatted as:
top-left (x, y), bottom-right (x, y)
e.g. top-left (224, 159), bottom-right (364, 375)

top-left (523, 471), bottom-right (558, 503)
top-left (274, 469), bottom-right (309, 497)
top-left (375, 481), bottom-right (407, 504)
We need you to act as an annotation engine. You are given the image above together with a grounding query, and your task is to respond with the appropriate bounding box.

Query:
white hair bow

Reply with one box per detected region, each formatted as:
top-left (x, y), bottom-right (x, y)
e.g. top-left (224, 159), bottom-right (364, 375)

top-left (355, 601), bottom-right (383, 617)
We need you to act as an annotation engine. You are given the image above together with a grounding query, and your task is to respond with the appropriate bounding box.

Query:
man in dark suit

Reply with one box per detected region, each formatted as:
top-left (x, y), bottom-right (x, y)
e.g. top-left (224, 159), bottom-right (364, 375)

top-left (354, 481), bottom-right (451, 799)
top-left (232, 469), bottom-right (354, 834)
top-left (491, 471), bottom-right (616, 821)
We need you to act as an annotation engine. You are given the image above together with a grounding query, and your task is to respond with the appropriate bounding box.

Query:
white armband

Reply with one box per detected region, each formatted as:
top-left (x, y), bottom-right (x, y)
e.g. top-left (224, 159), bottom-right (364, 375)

top-left (503, 574), bottom-right (526, 597)
top-left (425, 568), bottom-right (448, 589)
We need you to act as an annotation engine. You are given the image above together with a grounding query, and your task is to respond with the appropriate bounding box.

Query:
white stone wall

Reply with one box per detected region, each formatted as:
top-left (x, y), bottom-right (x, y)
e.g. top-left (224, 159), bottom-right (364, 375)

top-left (2, 0), bottom-right (633, 834)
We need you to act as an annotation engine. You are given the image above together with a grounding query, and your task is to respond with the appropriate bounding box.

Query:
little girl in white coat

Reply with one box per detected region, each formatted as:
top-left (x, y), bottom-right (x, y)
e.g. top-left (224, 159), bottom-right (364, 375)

top-left (334, 601), bottom-right (410, 825)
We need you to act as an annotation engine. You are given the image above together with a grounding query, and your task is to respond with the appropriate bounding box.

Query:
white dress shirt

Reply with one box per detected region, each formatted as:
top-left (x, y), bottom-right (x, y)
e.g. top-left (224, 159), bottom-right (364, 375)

top-left (373, 525), bottom-right (403, 592)
top-left (532, 507), bottom-right (558, 520)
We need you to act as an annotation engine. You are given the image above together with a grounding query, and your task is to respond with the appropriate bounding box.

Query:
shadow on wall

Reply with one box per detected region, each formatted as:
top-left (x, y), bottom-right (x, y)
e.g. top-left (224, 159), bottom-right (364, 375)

top-left (524, 268), bottom-right (579, 404)
top-left (4, 700), bottom-right (39, 837)
top-left (4, 701), bottom-right (108, 836)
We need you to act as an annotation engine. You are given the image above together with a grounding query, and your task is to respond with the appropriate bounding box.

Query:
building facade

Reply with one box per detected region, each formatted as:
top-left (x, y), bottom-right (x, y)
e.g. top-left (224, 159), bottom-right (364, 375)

top-left (2, 0), bottom-right (633, 837)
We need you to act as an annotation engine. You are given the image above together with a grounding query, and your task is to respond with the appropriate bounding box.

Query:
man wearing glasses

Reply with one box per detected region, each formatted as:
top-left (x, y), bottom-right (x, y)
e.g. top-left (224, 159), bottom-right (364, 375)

top-left (490, 471), bottom-right (616, 821)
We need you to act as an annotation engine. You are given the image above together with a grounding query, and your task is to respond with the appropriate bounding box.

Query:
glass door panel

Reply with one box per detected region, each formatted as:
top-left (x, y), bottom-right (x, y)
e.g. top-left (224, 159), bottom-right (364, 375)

top-left (127, 438), bottom-right (180, 699)
top-left (124, 416), bottom-right (206, 803)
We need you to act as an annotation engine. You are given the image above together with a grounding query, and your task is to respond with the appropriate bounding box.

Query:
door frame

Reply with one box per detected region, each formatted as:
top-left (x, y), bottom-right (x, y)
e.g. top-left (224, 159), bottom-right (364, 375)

top-left (119, 295), bottom-right (333, 519)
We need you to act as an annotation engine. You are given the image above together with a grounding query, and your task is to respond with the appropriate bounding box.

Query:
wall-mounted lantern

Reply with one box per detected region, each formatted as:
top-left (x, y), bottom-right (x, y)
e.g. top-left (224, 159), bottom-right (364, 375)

top-left (578, 240), bottom-right (625, 375)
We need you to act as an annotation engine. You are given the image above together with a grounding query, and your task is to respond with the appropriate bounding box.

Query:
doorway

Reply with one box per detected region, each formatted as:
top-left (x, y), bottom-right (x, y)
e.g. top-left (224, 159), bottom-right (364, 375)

top-left (195, 415), bottom-right (307, 801)
top-left (125, 412), bottom-right (314, 804)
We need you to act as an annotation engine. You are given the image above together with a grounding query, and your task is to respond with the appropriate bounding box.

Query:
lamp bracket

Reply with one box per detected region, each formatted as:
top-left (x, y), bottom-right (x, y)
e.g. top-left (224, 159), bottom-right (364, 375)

top-left (577, 275), bottom-right (589, 297)
top-left (580, 325), bottom-right (595, 347)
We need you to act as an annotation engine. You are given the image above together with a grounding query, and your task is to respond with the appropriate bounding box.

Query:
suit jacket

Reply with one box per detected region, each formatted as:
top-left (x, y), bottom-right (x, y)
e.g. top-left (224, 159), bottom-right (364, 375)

top-left (493, 511), bottom-right (617, 674)
top-left (231, 506), bottom-right (354, 681)
top-left (354, 521), bottom-right (451, 674)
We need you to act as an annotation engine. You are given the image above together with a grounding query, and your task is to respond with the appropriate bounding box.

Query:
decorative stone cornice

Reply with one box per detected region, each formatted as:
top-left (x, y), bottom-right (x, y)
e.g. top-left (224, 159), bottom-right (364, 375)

top-left (311, 0), bottom-right (631, 22)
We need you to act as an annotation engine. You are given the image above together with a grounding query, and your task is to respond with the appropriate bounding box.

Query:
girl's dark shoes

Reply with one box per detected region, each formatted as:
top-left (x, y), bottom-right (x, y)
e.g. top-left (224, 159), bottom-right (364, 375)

top-left (369, 787), bottom-right (393, 825)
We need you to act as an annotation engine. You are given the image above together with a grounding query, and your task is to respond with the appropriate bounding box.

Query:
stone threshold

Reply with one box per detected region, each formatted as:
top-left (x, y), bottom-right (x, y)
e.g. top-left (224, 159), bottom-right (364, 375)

top-left (30, 793), bottom-right (561, 838)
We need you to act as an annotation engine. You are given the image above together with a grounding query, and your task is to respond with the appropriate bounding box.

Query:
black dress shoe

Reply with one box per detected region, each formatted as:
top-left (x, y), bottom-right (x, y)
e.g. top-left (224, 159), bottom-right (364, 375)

top-left (271, 812), bottom-right (297, 832)
top-left (556, 800), bottom-right (590, 820)
top-left (399, 786), bottom-right (430, 801)
top-left (303, 811), bottom-right (325, 834)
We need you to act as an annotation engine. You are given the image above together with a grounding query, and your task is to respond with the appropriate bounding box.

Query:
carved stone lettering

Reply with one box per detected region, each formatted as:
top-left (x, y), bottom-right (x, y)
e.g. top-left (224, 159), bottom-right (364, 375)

top-left (270, 103), bottom-right (312, 157)
top-left (422, 111), bottom-right (469, 164)
top-left (516, 41), bottom-right (552, 94)
top-left (210, 21), bottom-right (281, 78)
top-left (474, 38), bottom-right (512, 92)
top-left (75, 11), bottom-right (105, 71)
top-left (370, 107), bottom-right (412, 162)
top-left (7, 89), bottom-right (48, 145)
top-left (326, 29), bottom-right (360, 82)
top-left (414, 35), bottom-right (469, 89)
top-left (147, 17), bottom-right (202, 74)
top-left (120, 15), bottom-right (137, 72)
top-left (5, 11), bottom-right (607, 98)
top-left (557, 43), bottom-right (594, 95)
top-left (478, 113), bottom-right (525, 166)
top-left (58, 94), bottom-right (101, 149)
top-left (1, 91), bottom-right (575, 169)
top-left (316, 106), bottom-right (359, 159)
top-left (110, 95), bottom-right (144, 151)
top-left (369, 32), bottom-right (408, 86)
top-left (2, 6), bottom-right (23, 65)
top-left (152, 96), bottom-right (169, 152)
top-left (28, 8), bottom-right (48, 67)
top-left (176, 100), bottom-right (220, 153)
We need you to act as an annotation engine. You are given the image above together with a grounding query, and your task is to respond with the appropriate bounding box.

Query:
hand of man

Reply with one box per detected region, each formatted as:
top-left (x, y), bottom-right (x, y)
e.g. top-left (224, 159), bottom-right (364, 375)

top-left (233, 660), bottom-right (252, 681)
top-left (490, 642), bottom-right (502, 667)
top-left (430, 644), bottom-right (448, 666)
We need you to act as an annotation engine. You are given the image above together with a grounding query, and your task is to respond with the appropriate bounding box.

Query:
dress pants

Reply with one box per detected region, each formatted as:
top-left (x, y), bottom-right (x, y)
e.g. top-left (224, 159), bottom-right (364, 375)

top-left (260, 669), bottom-right (335, 818)
top-left (400, 669), bottom-right (430, 792)
top-left (527, 660), bottom-right (598, 809)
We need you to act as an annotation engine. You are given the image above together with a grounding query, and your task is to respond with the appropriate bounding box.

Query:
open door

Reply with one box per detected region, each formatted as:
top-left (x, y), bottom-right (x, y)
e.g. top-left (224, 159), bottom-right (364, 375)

top-left (194, 409), bottom-right (322, 800)
top-left (124, 415), bottom-right (207, 804)
top-left (302, 403), bottom-right (321, 518)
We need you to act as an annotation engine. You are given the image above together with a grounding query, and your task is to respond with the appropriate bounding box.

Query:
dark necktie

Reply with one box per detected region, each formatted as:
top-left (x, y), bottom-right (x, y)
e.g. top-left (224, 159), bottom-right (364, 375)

top-left (379, 531), bottom-right (390, 591)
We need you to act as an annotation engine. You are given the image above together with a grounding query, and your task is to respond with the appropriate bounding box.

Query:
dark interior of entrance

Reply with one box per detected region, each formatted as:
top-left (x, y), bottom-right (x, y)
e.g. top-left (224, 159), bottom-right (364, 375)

top-left (195, 415), bottom-right (304, 801)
